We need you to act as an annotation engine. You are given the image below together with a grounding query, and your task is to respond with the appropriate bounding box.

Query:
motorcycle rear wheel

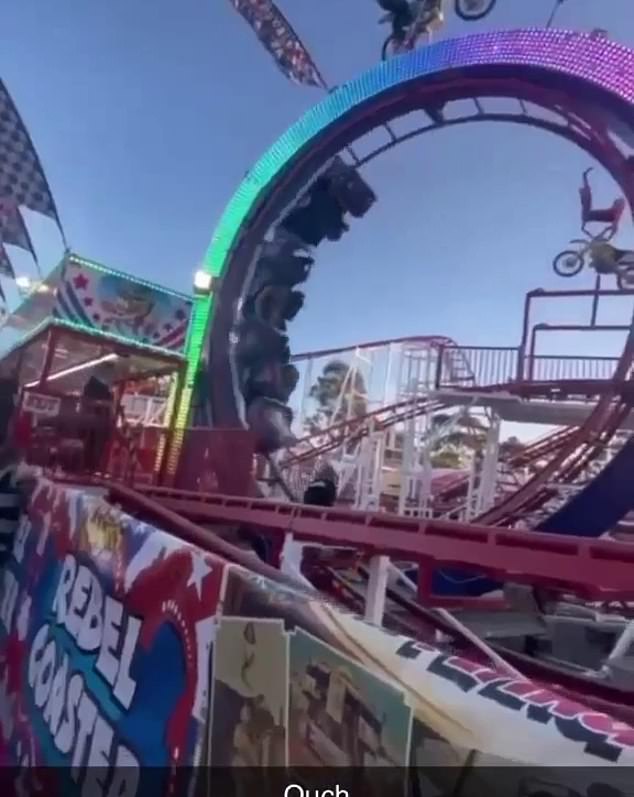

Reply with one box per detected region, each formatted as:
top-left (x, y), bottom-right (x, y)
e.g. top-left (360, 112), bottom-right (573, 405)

top-left (553, 250), bottom-right (584, 277)
top-left (617, 266), bottom-right (634, 290)
top-left (455, 0), bottom-right (497, 21)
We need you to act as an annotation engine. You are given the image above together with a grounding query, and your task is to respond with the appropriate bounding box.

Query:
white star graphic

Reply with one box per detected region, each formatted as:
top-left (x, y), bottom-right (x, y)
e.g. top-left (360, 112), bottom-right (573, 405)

top-left (187, 554), bottom-right (212, 599)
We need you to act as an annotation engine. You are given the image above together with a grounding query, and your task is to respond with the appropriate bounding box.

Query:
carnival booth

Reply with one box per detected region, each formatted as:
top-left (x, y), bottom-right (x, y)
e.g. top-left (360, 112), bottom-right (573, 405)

top-left (0, 252), bottom-right (192, 483)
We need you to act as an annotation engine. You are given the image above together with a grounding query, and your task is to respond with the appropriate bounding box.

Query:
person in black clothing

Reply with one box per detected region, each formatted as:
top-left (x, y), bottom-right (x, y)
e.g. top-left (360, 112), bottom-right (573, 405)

top-left (240, 463), bottom-right (338, 566)
top-left (378, 0), bottom-right (415, 41)
top-left (83, 363), bottom-right (115, 402)
top-left (0, 410), bottom-right (31, 567)
top-left (303, 463), bottom-right (338, 508)
top-left (81, 361), bottom-right (116, 472)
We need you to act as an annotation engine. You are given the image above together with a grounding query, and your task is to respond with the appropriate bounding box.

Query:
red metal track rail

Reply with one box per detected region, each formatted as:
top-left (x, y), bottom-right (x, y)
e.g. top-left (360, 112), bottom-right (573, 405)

top-left (476, 366), bottom-right (632, 526)
top-left (135, 485), bottom-right (634, 600)
top-left (280, 398), bottom-right (444, 468)
top-left (512, 408), bottom-right (630, 518)
top-left (433, 425), bottom-right (580, 509)
top-left (105, 481), bottom-right (634, 721)
top-left (562, 402), bottom-right (631, 483)
top-left (511, 426), bottom-right (579, 467)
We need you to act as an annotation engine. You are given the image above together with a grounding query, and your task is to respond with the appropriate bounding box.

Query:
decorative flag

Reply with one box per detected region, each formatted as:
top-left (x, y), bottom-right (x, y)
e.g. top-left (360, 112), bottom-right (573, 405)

top-left (228, 0), bottom-right (325, 88)
top-left (0, 242), bottom-right (15, 280)
top-left (0, 196), bottom-right (37, 261)
top-left (0, 80), bottom-right (64, 235)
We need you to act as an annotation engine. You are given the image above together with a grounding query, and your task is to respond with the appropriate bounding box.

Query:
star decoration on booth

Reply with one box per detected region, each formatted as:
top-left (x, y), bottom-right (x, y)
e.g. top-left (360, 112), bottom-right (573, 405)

top-left (187, 554), bottom-right (212, 599)
top-left (73, 273), bottom-right (89, 290)
top-left (83, 297), bottom-right (93, 307)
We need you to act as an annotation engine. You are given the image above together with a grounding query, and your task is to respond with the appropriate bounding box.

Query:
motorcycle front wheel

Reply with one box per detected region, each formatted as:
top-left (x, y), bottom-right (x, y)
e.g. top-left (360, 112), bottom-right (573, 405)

top-left (553, 250), bottom-right (584, 277)
top-left (381, 34), bottom-right (404, 60)
top-left (455, 0), bottom-right (497, 21)
top-left (617, 266), bottom-right (634, 290)
top-left (381, 34), bottom-right (395, 60)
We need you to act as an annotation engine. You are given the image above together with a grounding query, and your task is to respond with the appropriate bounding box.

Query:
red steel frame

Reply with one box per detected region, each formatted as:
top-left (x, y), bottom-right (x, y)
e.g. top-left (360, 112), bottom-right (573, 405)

top-left (129, 485), bottom-right (634, 600)
top-left (104, 479), bottom-right (634, 724)
top-left (519, 287), bottom-right (634, 381)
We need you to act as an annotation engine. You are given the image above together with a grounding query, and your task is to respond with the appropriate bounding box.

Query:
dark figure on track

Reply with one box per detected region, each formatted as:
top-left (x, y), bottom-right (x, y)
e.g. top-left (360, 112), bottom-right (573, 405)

top-left (377, 0), bottom-right (443, 44)
top-left (303, 463), bottom-right (338, 508)
top-left (242, 462), bottom-right (338, 565)
top-left (378, 0), bottom-right (416, 41)
top-left (81, 361), bottom-right (116, 472)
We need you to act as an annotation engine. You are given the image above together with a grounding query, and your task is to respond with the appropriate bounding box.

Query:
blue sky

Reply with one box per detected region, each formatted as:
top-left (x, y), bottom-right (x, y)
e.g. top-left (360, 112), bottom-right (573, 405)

top-left (2, 0), bottom-right (634, 359)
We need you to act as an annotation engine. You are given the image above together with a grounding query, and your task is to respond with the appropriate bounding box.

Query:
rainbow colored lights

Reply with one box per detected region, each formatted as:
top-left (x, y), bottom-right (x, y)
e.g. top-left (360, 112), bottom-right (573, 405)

top-left (170, 28), bottom-right (634, 474)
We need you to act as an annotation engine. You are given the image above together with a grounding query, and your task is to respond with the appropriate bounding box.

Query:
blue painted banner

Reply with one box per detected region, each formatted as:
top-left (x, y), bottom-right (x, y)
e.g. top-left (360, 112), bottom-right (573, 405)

top-left (0, 479), bottom-right (224, 795)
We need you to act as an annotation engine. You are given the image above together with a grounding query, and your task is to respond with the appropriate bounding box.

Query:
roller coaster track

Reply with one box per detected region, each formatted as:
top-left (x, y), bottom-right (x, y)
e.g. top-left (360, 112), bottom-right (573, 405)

top-left (282, 334), bottom-right (475, 468)
top-left (432, 425), bottom-right (581, 511)
top-left (103, 480), bottom-right (634, 722)
top-left (560, 402), bottom-right (631, 483)
top-left (475, 343), bottom-right (634, 527)
top-left (279, 396), bottom-right (445, 468)
top-left (324, 566), bottom-right (634, 723)
top-left (510, 426), bottom-right (580, 468)
top-left (122, 484), bottom-right (634, 598)
top-left (278, 387), bottom-right (626, 520)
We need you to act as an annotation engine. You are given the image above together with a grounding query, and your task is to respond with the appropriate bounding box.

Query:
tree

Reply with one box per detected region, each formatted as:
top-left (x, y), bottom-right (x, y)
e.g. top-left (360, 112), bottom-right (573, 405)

top-left (305, 359), bottom-right (368, 435)
top-left (499, 435), bottom-right (525, 460)
top-left (429, 448), bottom-right (463, 469)
top-left (429, 411), bottom-right (487, 468)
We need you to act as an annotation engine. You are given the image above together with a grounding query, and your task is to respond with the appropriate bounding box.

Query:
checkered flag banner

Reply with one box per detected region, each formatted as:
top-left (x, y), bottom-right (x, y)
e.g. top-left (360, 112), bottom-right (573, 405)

top-left (228, 0), bottom-right (325, 88)
top-left (0, 196), bottom-right (37, 262)
top-left (0, 80), bottom-right (64, 235)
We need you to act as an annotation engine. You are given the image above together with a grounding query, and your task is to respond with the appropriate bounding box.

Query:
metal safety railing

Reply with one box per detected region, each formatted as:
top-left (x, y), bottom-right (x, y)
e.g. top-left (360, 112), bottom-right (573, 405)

top-left (524, 354), bottom-right (622, 383)
top-left (435, 346), bottom-right (519, 389)
top-left (435, 346), bottom-right (623, 390)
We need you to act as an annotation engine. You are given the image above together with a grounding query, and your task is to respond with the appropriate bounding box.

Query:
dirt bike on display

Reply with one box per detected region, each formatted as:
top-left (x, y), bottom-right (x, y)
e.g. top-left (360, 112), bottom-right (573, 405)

top-left (552, 167), bottom-right (634, 289)
top-left (552, 236), bottom-right (634, 290)
top-left (379, 0), bottom-right (497, 60)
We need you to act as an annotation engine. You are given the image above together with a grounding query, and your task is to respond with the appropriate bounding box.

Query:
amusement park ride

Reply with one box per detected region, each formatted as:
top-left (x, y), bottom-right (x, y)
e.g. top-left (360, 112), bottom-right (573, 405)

top-left (4, 0), bottom-right (634, 756)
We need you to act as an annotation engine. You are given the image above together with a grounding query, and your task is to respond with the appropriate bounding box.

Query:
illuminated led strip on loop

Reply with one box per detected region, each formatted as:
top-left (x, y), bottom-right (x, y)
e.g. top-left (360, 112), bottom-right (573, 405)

top-left (170, 29), bottom-right (634, 472)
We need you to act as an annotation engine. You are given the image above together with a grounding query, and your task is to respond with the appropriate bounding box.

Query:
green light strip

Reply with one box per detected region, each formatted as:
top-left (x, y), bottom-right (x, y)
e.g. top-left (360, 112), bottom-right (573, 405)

top-left (167, 292), bottom-right (212, 474)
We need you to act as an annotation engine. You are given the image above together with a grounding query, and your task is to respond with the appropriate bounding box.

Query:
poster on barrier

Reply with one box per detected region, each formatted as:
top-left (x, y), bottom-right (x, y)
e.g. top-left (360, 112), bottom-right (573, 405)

top-left (214, 564), bottom-right (634, 787)
top-left (288, 627), bottom-right (411, 768)
top-left (0, 478), bottom-right (225, 797)
top-left (2, 478), bottom-right (634, 797)
top-left (214, 565), bottom-right (421, 786)
top-left (209, 617), bottom-right (288, 767)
